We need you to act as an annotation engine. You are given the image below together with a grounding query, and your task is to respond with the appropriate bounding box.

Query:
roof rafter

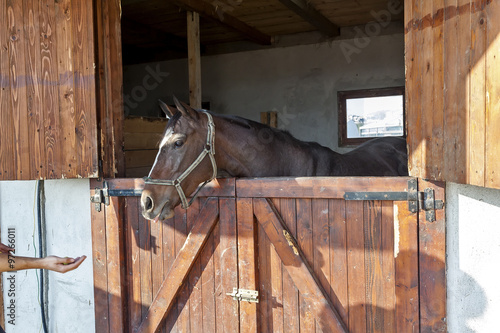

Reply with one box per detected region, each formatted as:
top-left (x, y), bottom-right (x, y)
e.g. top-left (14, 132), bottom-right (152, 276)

top-left (171, 0), bottom-right (273, 45)
top-left (278, 0), bottom-right (340, 37)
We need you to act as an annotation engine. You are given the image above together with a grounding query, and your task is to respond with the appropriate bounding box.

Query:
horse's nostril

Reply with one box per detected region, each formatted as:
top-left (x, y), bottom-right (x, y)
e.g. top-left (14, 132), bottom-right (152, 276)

top-left (144, 196), bottom-right (153, 211)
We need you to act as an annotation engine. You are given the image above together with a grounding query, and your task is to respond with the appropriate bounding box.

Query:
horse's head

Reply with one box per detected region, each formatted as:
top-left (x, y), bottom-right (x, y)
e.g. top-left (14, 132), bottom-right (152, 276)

top-left (141, 98), bottom-right (216, 221)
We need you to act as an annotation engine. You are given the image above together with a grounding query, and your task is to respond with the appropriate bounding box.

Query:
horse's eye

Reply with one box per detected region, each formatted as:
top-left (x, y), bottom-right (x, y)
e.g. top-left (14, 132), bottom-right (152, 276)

top-left (174, 140), bottom-right (184, 148)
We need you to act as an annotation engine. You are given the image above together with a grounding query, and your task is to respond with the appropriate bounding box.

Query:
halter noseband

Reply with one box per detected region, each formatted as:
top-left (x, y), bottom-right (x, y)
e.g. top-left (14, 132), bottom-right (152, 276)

top-left (143, 111), bottom-right (217, 209)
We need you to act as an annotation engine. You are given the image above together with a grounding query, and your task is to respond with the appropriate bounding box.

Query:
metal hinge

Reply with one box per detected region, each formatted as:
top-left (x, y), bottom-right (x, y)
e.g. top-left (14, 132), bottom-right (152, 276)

top-left (344, 179), bottom-right (444, 222)
top-left (90, 181), bottom-right (109, 212)
top-left (226, 288), bottom-right (259, 303)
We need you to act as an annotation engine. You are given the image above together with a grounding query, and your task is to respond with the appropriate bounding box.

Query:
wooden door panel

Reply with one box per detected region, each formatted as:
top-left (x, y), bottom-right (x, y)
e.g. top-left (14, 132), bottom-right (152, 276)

top-left (92, 177), bottom-right (446, 333)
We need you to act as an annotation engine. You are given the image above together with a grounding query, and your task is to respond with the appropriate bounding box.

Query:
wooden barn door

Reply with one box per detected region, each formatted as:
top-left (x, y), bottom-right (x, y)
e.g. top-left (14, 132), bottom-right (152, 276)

top-left (91, 177), bottom-right (445, 333)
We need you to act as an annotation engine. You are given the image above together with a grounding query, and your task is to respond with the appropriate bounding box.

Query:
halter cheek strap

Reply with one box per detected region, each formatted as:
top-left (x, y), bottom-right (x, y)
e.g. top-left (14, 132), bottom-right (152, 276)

top-left (143, 111), bottom-right (217, 209)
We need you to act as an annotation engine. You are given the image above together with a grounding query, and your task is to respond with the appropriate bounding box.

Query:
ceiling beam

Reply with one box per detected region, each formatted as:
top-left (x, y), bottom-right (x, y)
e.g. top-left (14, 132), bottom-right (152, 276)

top-left (121, 18), bottom-right (188, 52)
top-left (278, 0), bottom-right (340, 37)
top-left (171, 0), bottom-right (273, 45)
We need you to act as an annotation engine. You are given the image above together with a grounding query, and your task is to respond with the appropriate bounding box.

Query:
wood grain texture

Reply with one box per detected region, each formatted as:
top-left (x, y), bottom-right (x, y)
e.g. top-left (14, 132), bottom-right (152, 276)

top-left (418, 180), bottom-right (446, 332)
top-left (8, 0), bottom-right (30, 179)
top-left (485, 0), bottom-right (500, 188)
top-left (253, 198), bottom-right (347, 333)
top-left (0, 0), bottom-right (14, 180)
top-left (90, 179), bottom-right (110, 333)
top-left (105, 196), bottom-right (127, 332)
top-left (24, 0), bottom-right (44, 179)
top-left (136, 198), bottom-right (219, 333)
top-left (394, 201), bottom-right (419, 332)
top-left (237, 198), bottom-right (258, 333)
top-left (346, 200), bottom-right (366, 333)
top-left (125, 198), bottom-right (143, 331)
top-left (469, 0), bottom-right (487, 186)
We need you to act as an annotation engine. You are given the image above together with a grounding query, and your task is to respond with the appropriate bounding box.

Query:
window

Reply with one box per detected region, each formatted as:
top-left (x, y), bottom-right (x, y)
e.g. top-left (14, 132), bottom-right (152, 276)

top-left (338, 87), bottom-right (405, 147)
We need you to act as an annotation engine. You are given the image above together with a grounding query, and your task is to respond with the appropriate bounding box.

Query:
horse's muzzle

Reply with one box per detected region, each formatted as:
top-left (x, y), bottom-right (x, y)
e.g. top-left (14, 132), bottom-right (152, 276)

top-left (140, 190), bottom-right (173, 221)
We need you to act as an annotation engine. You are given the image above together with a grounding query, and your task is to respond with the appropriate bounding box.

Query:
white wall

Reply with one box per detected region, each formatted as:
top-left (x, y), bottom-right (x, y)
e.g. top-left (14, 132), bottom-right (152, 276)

top-left (446, 183), bottom-right (500, 332)
top-left (123, 28), bottom-right (405, 153)
top-left (0, 179), bottom-right (94, 333)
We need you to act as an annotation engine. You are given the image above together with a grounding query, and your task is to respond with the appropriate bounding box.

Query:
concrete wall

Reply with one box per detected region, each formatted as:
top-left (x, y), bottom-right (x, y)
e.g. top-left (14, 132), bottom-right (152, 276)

top-left (123, 28), bottom-right (405, 153)
top-left (0, 179), bottom-right (94, 333)
top-left (446, 183), bottom-right (500, 332)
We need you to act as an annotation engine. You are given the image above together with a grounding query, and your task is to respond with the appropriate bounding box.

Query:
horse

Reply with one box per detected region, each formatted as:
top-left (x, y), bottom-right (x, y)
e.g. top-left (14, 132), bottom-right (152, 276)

top-left (141, 98), bottom-right (408, 221)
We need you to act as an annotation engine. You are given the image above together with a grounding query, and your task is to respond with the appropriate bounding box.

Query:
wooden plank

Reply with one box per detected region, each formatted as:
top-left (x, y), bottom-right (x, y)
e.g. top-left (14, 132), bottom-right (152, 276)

top-left (253, 198), bottom-right (347, 333)
top-left (175, 206), bottom-right (190, 333)
top-left (217, 198), bottom-right (240, 332)
top-left (55, 0), bottom-right (77, 178)
top-left (312, 198), bottom-right (331, 332)
top-left (187, 199), bottom-right (203, 333)
top-left (278, 0), bottom-right (339, 36)
top-left (162, 210), bottom-right (177, 332)
top-left (90, 179), bottom-right (110, 333)
top-left (270, 199), bottom-right (283, 333)
top-left (468, 0), bottom-right (487, 186)
top-left (105, 0), bottom-right (124, 177)
top-left (125, 198), bottom-right (143, 331)
top-left (41, 0), bottom-right (63, 179)
top-left (381, 201), bottom-right (395, 332)
top-left (329, 199), bottom-right (348, 327)
top-left (125, 150), bottom-right (158, 169)
top-left (485, 0), bottom-right (500, 188)
top-left (8, 0), bottom-right (30, 179)
top-left (236, 177), bottom-right (411, 199)
top-left (237, 198), bottom-right (258, 333)
top-left (136, 198), bottom-right (219, 333)
top-left (106, 196), bottom-right (127, 332)
top-left (364, 200), bottom-right (385, 333)
top-left (418, 180), bottom-right (446, 331)
top-left (443, 0), bottom-right (459, 182)
top-left (150, 217), bottom-right (164, 302)
top-left (296, 198), bottom-right (314, 332)
top-left (200, 199), bottom-right (216, 333)
top-left (407, 0), bottom-right (422, 178)
top-left (346, 200), bottom-right (366, 333)
top-left (0, 0), bottom-right (14, 180)
top-left (106, 177), bottom-right (236, 198)
top-left (139, 213), bottom-right (153, 320)
top-left (455, 0), bottom-right (471, 184)
top-left (24, 0), bottom-right (44, 179)
top-left (124, 116), bottom-right (168, 133)
top-left (394, 201), bottom-right (419, 332)
top-left (171, 0), bottom-right (272, 45)
top-left (257, 206), bottom-right (272, 332)
top-left (421, 0), bottom-right (434, 179)
top-left (280, 199), bottom-right (300, 333)
top-left (431, 0), bottom-right (445, 181)
top-left (187, 11), bottom-right (202, 109)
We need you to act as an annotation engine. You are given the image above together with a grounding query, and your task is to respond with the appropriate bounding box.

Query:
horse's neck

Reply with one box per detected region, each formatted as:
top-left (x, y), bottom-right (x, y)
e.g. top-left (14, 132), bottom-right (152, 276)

top-left (213, 116), bottom-right (342, 177)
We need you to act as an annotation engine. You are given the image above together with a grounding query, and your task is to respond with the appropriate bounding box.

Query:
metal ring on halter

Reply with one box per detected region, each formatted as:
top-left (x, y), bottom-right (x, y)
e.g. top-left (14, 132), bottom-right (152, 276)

top-left (143, 111), bottom-right (217, 209)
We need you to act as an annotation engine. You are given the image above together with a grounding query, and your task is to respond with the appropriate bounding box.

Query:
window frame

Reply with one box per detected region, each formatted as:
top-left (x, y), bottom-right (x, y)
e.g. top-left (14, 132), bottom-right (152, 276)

top-left (337, 86), bottom-right (406, 147)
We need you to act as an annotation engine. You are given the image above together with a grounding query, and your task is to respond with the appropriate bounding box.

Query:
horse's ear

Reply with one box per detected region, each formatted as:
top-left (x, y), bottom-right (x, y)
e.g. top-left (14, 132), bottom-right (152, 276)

top-left (173, 96), bottom-right (199, 119)
top-left (158, 99), bottom-right (175, 119)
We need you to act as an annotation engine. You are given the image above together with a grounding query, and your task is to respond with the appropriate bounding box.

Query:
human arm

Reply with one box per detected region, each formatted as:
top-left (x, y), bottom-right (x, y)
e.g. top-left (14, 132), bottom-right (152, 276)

top-left (0, 243), bottom-right (86, 273)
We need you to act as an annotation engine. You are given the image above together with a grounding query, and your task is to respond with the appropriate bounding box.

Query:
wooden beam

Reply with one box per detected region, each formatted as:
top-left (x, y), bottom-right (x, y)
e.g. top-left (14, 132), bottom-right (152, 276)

top-left (171, 0), bottom-right (272, 45)
top-left (253, 198), bottom-right (347, 333)
top-left (187, 11), bottom-right (202, 109)
top-left (278, 0), bottom-right (339, 37)
top-left (135, 198), bottom-right (219, 333)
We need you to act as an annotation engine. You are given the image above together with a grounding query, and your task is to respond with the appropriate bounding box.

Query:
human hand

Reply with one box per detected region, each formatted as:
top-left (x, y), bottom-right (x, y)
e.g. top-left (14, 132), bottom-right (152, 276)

top-left (0, 242), bottom-right (13, 253)
top-left (42, 255), bottom-right (87, 273)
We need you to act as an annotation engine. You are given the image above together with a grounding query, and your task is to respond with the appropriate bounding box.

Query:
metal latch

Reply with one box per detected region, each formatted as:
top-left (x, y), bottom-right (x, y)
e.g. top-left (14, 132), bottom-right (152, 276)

top-left (90, 181), bottom-right (109, 212)
top-left (226, 288), bottom-right (259, 303)
top-left (344, 179), bottom-right (444, 222)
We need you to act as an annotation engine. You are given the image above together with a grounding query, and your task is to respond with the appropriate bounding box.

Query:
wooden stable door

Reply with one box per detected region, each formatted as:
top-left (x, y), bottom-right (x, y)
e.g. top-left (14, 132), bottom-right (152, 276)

top-left (90, 177), bottom-right (446, 333)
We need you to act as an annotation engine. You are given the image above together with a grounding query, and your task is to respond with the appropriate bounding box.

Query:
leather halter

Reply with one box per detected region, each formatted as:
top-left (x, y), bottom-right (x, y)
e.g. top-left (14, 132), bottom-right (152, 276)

top-left (143, 111), bottom-right (217, 209)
